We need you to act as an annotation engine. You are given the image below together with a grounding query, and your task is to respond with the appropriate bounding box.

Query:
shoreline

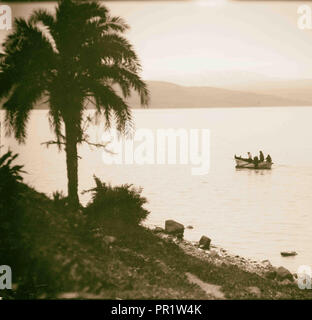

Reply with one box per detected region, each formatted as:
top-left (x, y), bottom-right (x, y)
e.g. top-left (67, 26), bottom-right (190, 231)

top-left (158, 233), bottom-right (274, 276)
top-left (150, 224), bottom-right (298, 285)
top-left (2, 181), bottom-right (311, 299)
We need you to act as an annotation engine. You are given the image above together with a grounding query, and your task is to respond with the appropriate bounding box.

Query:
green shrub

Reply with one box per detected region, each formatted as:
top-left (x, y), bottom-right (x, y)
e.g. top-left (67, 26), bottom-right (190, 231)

top-left (0, 149), bottom-right (24, 204)
top-left (52, 190), bottom-right (68, 211)
top-left (83, 175), bottom-right (149, 226)
top-left (0, 149), bottom-right (25, 230)
top-left (0, 149), bottom-right (27, 286)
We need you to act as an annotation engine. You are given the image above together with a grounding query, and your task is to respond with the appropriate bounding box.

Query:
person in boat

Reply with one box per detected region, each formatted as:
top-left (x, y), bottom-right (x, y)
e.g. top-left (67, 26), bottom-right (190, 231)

top-left (253, 156), bottom-right (259, 168)
top-left (259, 150), bottom-right (264, 162)
top-left (266, 154), bottom-right (272, 163)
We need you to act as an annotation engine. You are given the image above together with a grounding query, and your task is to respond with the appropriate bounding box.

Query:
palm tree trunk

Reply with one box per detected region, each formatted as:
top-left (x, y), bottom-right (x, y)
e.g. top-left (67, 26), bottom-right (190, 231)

top-left (64, 120), bottom-right (79, 210)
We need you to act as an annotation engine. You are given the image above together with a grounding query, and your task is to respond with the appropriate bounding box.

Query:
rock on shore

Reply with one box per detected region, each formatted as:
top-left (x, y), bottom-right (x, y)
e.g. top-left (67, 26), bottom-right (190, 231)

top-left (199, 236), bottom-right (211, 250)
top-left (276, 266), bottom-right (293, 281)
top-left (154, 226), bottom-right (295, 282)
top-left (165, 220), bottom-right (184, 239)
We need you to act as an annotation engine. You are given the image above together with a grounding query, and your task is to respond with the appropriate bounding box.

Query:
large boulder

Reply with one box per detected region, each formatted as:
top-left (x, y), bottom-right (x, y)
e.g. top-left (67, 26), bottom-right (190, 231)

top-left (165, 220), bottom-right (184, 238)
top-left (199, 236), bottom-right (211, 250)
top-left (264, 266), bottom-right (293, 281)
top-left (276, 266), bottom-right (293, 281)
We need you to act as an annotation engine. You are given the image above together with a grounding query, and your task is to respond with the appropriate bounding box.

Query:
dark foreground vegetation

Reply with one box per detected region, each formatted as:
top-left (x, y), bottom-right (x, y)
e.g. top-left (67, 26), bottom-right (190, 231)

top-left (1, 150), bottom-right (312, 300)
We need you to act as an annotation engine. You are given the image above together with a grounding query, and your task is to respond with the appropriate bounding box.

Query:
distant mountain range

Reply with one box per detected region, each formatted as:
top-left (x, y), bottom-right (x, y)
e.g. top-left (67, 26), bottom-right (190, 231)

top-left (228, 79), bottom-right (312, 105)
top-left (9, 80), bottom-right (312, 110)
top-left (126, 81), bottom-right (312, 108)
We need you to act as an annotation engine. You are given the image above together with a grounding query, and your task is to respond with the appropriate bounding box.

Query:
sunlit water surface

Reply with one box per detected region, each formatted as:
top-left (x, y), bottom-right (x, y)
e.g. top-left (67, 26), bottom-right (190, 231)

top-left (1, 107), bottom-right (312, 273)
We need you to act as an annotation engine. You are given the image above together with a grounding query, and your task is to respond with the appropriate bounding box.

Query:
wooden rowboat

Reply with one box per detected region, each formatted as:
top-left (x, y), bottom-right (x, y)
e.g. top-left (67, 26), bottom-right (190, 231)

top-left (234, 156), bottom-right (272, 169)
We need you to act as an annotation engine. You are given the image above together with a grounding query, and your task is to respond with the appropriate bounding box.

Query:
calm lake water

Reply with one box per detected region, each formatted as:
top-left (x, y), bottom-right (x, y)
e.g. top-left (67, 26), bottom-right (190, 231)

top-left (1, 107), bottom-right (312, 273)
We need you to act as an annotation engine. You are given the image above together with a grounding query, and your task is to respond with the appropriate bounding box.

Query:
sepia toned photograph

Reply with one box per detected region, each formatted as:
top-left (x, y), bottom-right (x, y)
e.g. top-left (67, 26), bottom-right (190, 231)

top-left (0, 0), bottom-right (312, 305)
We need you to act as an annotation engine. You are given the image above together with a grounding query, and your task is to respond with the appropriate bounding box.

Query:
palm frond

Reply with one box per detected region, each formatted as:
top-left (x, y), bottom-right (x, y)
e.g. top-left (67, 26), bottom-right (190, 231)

top-left (93, 64), bottom-right (149, 106)
top-left (99, 15), bottom-right (129, 33)
top-left (29, 9), bottom-right (59, 53)
top-left (1, 17), bottom-right (56, 82)
top-left (0, 69), bottom-right (15, 100)
top-left (87, 80), bottom-right (133, 134)
top-left (101, 33), bottom-right (140, 67)
top-left (3, 82), bottom-right (45, 142)
top-left (29, 9), bottom-right (56, 32)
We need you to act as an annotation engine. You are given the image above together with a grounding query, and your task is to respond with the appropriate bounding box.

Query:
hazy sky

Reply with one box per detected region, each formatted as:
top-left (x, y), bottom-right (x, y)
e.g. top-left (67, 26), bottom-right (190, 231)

top-left (1, 1), bottom-right (312, 86)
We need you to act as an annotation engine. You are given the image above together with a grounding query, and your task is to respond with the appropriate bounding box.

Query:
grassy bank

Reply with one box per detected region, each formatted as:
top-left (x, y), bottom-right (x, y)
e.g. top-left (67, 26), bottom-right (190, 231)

top-left (1, 178), bottom-right (312, 300)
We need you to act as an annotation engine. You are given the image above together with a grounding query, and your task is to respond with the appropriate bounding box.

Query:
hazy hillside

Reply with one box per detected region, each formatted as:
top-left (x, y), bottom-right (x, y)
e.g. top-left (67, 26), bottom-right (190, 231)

top-left (228, 79), bottom-right (312, 105)
top-left (127, 81), bottom-right (311, 108)
top-left (9, 80), bottom-right (311, 110)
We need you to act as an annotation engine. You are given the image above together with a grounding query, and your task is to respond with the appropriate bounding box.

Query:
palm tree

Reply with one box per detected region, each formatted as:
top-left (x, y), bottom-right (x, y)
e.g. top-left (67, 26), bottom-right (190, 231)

top-left (0, 0), bottom-right (149, 209)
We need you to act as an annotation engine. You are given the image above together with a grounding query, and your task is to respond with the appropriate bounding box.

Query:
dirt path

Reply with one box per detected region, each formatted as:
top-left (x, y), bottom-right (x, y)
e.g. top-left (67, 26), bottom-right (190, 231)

top-left (185, 272), bottom-right (226, 299)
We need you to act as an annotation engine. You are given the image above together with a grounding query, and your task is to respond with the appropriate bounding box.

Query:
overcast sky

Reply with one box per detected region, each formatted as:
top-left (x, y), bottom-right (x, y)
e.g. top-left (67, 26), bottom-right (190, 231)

top-left (1, 1), bottom-right (312, 86)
